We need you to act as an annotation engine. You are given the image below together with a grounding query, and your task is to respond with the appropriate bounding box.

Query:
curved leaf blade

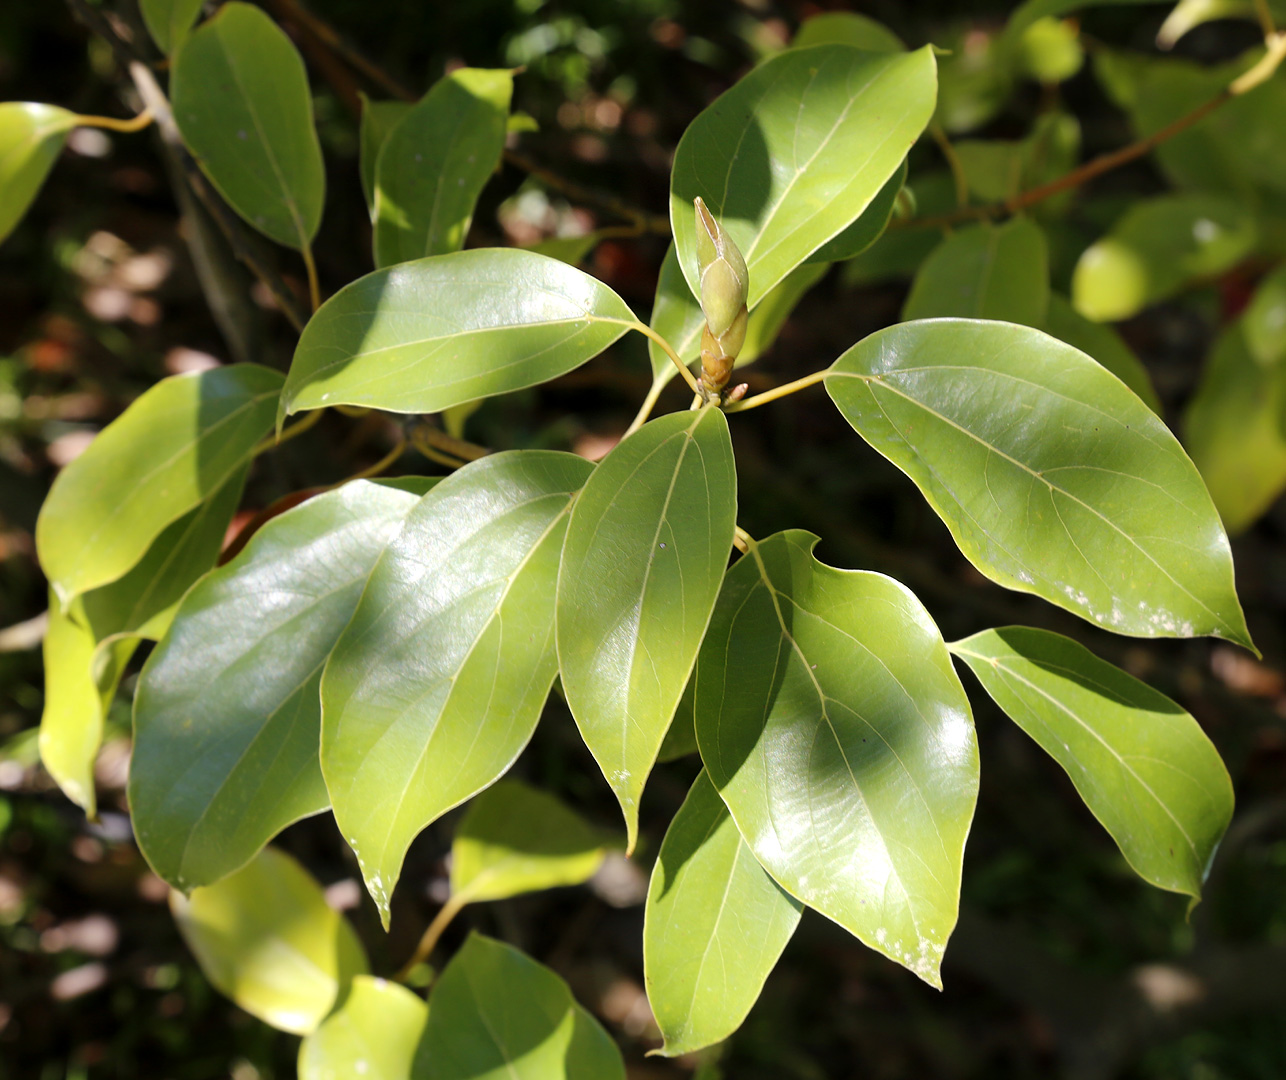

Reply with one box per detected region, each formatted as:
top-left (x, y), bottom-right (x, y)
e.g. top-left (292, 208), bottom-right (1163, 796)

top-left (950, 626), bottom-right (1233, 897)
top-left (825, 319), bottom-right (1252, 647)
top-left (359, 96), bottom-right (413, 217)
top-left (695, 531), bottom-right (978, 988)
top-left (644, 770), bottom-right (801, 1055)
top-left (299, 975), bottom-right (429, 1080)
top-left (0, 102), bottom-right (76, 245)
top-left (139, 0), bottom-right (204, 54)
top-left (557, 408), bottom-right (737, 851)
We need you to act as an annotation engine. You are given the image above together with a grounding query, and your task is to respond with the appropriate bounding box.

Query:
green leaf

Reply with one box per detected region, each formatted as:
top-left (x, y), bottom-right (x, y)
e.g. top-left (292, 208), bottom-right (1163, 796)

top-left (359, 95), bottom-right (412, 217)
top-left (524, 233), bottom-right (600, 267)
top-left (373, 69), bottom-right (512, 268)
top-left (1243, 263), bottom-right (1286, 367)
top-left (299, 975), bottom-right (429, 1080)
top-left (1072, 194), bottom-right (1257, 322)
top-left (36, 364), bottom-right (281, 607)
top-left (644, 770), bottom-right (801, 1055)
top-left (1184, 321), bottom-right (1286, 533)
top-left (130, 479), bottom-right (433, 891)
top-left (670, 44), bottom-right (937, 308)
top-left (1005, 0), bottom-right (1169, 43)
top-left (280, 249), bottom-right (635, 424)
top-left (826, 320), bottom-right (1252, 646)
top-left (656, 676), bottom-right (698, 762)
top-left (902, 217), bottom-right (1050, 325)
top-left (450, 779), bottom-right (607, 904)
top-left (695, 531), bottom-right (977, 988)
top-left (171, 2), bottom-right (325, 250)
top-left (170, 846), bottom-right (368, 1034)
top-left (841, 172), bottom-right (957, 287)
top-left (949, 626), bottom-right (1234, 897)
top-left (322, 453), bottom-right (592, 923)
top-left (139, 0), bottom-right (205, 54)
top-left (1044, 294), bottom-right (1160, 414)
top-left (1013, 17), bottom-right (1084, 83)
top-left (792, 12), bottom-right (905, 52)
top-left (954, 112), bottom-right (1080, 204)
top-left (805, 158), bottom-right (906, 265)
top-left (557, 408), bottom-right (737, 852)
top-left (0, 102), bottom-right (77, 245)
top-left (421, 934), bottom-right (623, 1080)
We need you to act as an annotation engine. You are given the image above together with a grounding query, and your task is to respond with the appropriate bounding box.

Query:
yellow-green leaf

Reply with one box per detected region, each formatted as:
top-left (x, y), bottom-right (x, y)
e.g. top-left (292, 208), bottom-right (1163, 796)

top-left (299, 976), bottom-right (429, 1080)
top-left (0, 102), bottom-right (76, 245)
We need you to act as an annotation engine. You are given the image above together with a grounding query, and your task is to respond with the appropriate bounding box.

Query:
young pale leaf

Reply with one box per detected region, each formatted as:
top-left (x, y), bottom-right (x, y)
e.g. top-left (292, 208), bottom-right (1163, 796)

top-left (825, 319), bottom-right (1253, 647)
top-left (170, 847), bottom-right (368, 1034)
top-left (0, 103), bottom-right (77, 245)
top-left (36, 364), bottom-right (281, 607)
top-left (421, 934), bottom-right (623, 1080)
top-left (171, 2), bottom-right (325, 249)
top-left (950, 627), bottom-right (1233, 897)
top-left (359, 96), bottom-right (412, 216)
top-left (557, 408), bottom-right (737, 852)
top-left (696, 531), bottom-right (977, 988)
top-left (298, 975), bottom-right (429, 1080)
top-left (644, 770), bottom-right (801, 1055)
top-left (671, 44), bottom-right (937, 308)
top-left (139, 0), bottom-right (204, 54)
top-left (131, 480), bottom-right (433, 892)
top-left (280, 249), bottom-right (635, 424)
top-left (1045, 294), bottom-right (1160, 414)
top-left (450, 779), bottom-right (607, 904)
top-left (792, 11), bottom-right (905, 52)
top-left (322, 453), bottom-right (592, 924)
top-left (373, 69), bottom-right (512, 267)
top-left (902, 217), bottom-right (1050, 325)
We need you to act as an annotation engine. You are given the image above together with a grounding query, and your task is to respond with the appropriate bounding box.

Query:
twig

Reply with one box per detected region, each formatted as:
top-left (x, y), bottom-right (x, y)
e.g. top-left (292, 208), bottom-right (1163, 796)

top-left (721, 369), bottom-right (827, 414)
top-left (416, 427), bottom-right (491, 462)
top-left (395, 892), bottom-right (469, 982)
top-left (502, 149), bottom-right (670, 233)
top-left (73, 108), bottom-right (154, 133)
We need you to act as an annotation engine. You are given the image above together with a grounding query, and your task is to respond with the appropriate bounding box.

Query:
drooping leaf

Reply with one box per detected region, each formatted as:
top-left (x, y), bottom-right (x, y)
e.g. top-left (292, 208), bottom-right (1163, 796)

top-left (950, 626), bottom-right (1233, 897)
top-left (131, 479), bottom-right (434, 892)
top-left (322, 453), bottom-right (591, 923)
top-left (826, 319), bottom-right (1252, 647)
top-left (557, 408), bottom-right (737, 852)
top-left (359, 95), bottom-right (412, 217)
top-left (36, 364), bottom-right (281, 607)
top-left (139, 0), bottom-right (205, 54)
top-left (170, 847), bottom-right (368, 1035)
top-left (373, 68), bottom-right (512, 267)
top-left (171, 2), bottom-right (325, 249)
top-left (0, 102), bottom-right (77, 245)
top-left (280, 249), bottom-right (635, 424)
top-left (695, 531), bottom-right (977, 988)
top-left (299, 975), bottom-right (429, 1080)
top-left (421, 934), bottom-right (623, 1080)
top-left (670, 44), bottom-right (937, 308)
top-left (450, 779), bottom-right (607, 904)
top-left (902, 217), bottom-right (1050, 325)
top-left (644, 770), bottom-right (801, 1055)
top-left (1044, 294), bottom-right (1161, 414)
top-left (792, 11), bottom-right (905, 52)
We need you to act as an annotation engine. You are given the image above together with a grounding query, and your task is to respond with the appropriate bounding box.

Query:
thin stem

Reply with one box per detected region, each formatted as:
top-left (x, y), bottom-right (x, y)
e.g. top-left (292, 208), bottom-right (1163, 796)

top-left (395, 892), bottom-right (469, 982)
top-left (1230, 31), bottom-right (1286, 95)
top-left (301, 241), bottom-right (321, 313)
top-left (253, 408), bottom-right (323, 455)
top-left (416, 427), bottom-right (490, 462)
top-left (931, 122), bottom-right (969, 209)
top-left (732, 525), bottom-right (754, 554)
top-left (73, 107), bottom-right (153, 133)
top-left (410, 428), bottom-right (468, 470)
top-left (625, 376), bottom-right (668, 436)
top-left (721, 370), bottom-right (827, 414)
top-left (330, 437), bottom-right (406, 486)
top-left (1254, 0), bottom-right (1278, 38)
top-left (629, 323), bottom-right (702, 397)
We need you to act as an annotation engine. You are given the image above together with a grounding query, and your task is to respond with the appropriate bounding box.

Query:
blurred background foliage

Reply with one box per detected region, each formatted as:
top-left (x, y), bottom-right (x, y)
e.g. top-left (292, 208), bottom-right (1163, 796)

top-left (2, 1), bottom-right (1286, 1078)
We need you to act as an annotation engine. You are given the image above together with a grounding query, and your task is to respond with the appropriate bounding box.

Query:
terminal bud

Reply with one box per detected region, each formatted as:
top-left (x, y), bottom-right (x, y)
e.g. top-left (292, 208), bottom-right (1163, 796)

top-left (694, 197), bottom-right (749, 396)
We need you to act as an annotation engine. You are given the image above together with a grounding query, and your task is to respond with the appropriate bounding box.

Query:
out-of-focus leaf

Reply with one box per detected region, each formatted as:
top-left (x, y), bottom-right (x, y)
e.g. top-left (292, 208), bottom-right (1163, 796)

top-left (841, 173), bottom-right (957, 287)
top-left (1156, 0), bottom-right (1285, 49)
top-left (1045, 294), bottom-right (1161, 413)
top-left (359, 95), bottom-right (412, 217)
top-left (935, 28), bottom-right (1013, 133)
top-left (139, 0), bottom-right (204, 54)
top-left (656, 676), bottom-right (697, 762)
top-left (1243, 263), bottom-right (1286, 367)
top-left (0, 103), bottom-right (77, 245)
top-left (525, 234), bottom-right (600, 267)
top-left (791, 12), bottom-right (904, 52)
top-left (1014, 17), bottom-right (1084, 82)
top-left (955, 112), bottom-right (1080, 204)
top-left (298, 976), bottom-right (429, 1080)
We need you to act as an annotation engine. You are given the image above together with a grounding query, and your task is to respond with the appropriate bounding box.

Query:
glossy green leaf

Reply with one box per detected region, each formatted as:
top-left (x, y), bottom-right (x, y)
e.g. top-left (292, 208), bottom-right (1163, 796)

top-left (1044, 294), bottom-right (1160, 413)
top-left (671, 44), bottom-right (937, 308)
top-left (806, 158), bottom-right (907, 265)
top-left (36, 364), bottom-right (281, 607)
top-left (421, 934), bottom-right (623, 1080)
top-left (139, 0), bottom-right (205, 54)
top-left (1072, 194), bottom-right (1257, 322)
top-left (1185, 321), bottom-right (1286, 533)
top-left (172, 2), bottom-right (325, 249)
top-left (644, 770), bottom-right (801, 1055)
top-left (281, 249), bottom-right (635, 423)
top-left (359, 96), bottom-right (412, 217)
top-left (0, 102), bottom-right (76, 245)
top-left (373, 69), bottom-right (512, 267)
top-left (322, 453), bottom-right (592, 923)
top-left (1243, 263), bottom-right (1286, 367)
top-left (792, 12), bottom-right (904, 52)
top-left (695, 531), bottom-right (977, 987)
top-left (299, 975), bottom-right (429, 1080)
top-left (450, 779), bottom-right (607, 904)
top-left (950, 626), bottom-right (1233, 897)
top-left (557, 408), bottom-right (737, 851)
top-left (825, 319), bottom-right (1252, 646)
top-left (131, 479), bottom-right (433, 892)
top-left (171, 846), bottom-right (367, 1034)
top-left (903, 217), bottom-right (1050, 325)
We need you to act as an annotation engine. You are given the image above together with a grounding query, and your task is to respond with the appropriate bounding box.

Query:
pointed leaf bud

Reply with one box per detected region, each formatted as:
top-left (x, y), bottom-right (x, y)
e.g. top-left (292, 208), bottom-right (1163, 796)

top-left (694, 197), bottom-right (749, 338)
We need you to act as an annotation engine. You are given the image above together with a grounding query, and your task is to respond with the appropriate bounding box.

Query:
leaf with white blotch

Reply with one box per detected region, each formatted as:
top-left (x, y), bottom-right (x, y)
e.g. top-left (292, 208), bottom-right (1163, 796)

top-left (172, 2), bottom-right (325, 249)
top-left (557, 408), bottom-right (736, 852)
top-left (171, 847), bottom-right (368, 1034)
top-left (36, 364), bottom-right (281, 606)
top-left (1045, 294), bottom-right (1160, 414)
top-left (322, 453), bottom-right (591, 923)
top-left (131, 479), bottom-right (435, 892)
top-left (139, 0), bottom-right (204, 54)
top-left (359, 95), bottom-right (412, 217)
top-left (950, 626), bottom-right (1233, 897)
top-left (0, 103), bottom-right (77, 245)
top-left (825, 319), bottom-right (1253, 647)
top-left (280, 249), bottom-right (635, 425)
top-left (644, 770), bottom-right (801, 1055)
top-left (421, 934), bottom-right (623, 1080)
top-left (671, 44), bottom-right (937, 308)
top-left (298, 976), bottom-right (429, 1080)
top-left (450, 779), bottom-right (607, 904)
top-left (695, 531), bottom-right (977, 988)
top-left (373, 68), bottom-right (512, 267)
